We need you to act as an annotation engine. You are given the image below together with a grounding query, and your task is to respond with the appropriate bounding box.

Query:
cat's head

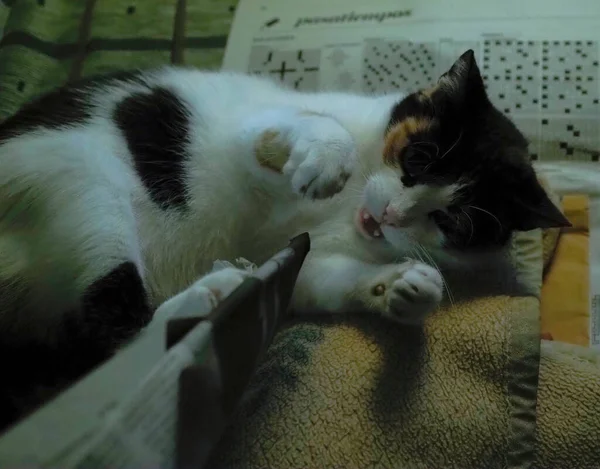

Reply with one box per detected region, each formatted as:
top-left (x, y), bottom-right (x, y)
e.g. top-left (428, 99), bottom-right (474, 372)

top-left (358, 50), bottom-right (570, 253)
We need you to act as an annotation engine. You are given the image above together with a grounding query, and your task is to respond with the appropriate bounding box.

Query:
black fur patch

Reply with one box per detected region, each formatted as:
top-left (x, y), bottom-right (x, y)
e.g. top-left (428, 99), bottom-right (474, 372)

top-left (0, 70), bottom-right (144, 143)
top-left (69, 260), bottom-right (152, 348)
top-left (0, 261), bottom-right (151, 432)
top-left (114, 86), bottom-right (191, 210)
top-left (385, 50), bottom-right (568, 251)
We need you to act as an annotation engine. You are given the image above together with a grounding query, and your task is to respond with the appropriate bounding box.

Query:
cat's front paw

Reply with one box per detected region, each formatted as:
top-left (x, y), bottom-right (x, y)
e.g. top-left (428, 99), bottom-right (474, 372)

top-left (376, 261), bottom-right (444, 324)
top-left (154, 267), bottom-right (250, 320)
top-left (283, 118), bottom-right (357, 199)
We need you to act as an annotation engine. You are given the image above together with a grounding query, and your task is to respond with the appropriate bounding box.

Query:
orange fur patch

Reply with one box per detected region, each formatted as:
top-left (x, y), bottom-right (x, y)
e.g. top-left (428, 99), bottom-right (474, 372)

top-left (255, 130), bottom-right (291, 173)
top-left (383, 117), bottom-right (433, 166)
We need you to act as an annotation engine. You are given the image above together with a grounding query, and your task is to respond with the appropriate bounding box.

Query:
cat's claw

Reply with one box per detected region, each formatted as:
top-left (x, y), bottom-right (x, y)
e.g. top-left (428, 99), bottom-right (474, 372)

top-left (381, 261), bottom-right (444, 324)
top-left (283, 120), bottom-right (357, 199)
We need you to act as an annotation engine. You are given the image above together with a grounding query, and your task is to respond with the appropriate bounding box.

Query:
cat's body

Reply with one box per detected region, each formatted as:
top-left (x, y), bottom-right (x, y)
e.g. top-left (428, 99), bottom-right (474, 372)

top-left (0, 51), bottom-right (569, 428)
top-left (0, 70), bottom-right (408, 329)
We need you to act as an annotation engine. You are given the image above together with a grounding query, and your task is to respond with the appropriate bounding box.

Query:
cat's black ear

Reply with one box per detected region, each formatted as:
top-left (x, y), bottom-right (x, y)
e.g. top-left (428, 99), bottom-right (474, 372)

top-left (439, 50), bottom-right (487, 109)
top-left (510, 179), bottom-right (572, 231)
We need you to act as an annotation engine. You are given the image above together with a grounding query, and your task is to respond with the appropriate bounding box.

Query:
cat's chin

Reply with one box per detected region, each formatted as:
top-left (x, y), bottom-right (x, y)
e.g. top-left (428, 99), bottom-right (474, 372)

top-left (355, 207), bottom-right (385, 240)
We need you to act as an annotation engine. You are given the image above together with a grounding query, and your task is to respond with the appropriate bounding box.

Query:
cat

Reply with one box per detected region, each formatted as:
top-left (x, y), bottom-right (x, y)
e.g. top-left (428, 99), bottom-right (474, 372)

top-left (0, 50), bottom-right (569, 428)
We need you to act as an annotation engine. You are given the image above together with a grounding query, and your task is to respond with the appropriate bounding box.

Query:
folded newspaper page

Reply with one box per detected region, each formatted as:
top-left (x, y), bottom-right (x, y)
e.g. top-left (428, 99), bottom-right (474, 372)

top-left (223, 0), bottom-right (600, 348)
top-left (0, 234), bottom-right (310, 467)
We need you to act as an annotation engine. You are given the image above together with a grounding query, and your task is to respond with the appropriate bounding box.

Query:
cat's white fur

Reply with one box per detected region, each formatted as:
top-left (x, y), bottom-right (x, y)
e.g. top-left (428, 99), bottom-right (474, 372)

top-left (0, 67), bottom-right (453, 343)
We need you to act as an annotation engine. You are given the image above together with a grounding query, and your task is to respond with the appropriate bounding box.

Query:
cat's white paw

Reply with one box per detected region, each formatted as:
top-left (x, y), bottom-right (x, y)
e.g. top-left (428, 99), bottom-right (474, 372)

top-left (154, 267), bottom-right (250, 320)
top-left (377, 261), bottom-right (444, 324)
top-left (283, 119), bottom-right (357, 199)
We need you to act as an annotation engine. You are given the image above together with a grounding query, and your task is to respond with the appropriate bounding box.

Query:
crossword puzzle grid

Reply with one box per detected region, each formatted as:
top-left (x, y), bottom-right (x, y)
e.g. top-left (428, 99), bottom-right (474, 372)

top-left (362, 39), bottom-right (438, 93)
top-left (248, 46), bottom-right (321, 91)
top-left (246, 40), bottom-right (600, 162)
top-left (360, 38), bottom-right (600, 162)
top-left (482, 39), bottom-right (600, 162)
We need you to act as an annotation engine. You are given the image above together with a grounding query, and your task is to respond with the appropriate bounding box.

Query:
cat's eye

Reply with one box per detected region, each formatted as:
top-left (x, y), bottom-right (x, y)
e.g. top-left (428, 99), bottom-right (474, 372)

top-left (401, 146), bottom-right (432, 177)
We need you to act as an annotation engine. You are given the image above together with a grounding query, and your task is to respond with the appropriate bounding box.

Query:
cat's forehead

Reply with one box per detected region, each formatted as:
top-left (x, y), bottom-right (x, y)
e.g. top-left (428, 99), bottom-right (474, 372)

top-left (383, 88), bottom-right (530, 186)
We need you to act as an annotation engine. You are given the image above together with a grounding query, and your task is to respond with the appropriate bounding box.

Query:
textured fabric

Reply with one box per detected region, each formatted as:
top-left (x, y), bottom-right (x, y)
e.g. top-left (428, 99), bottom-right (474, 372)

top-left (541, 196), bottom-right (590, 346)
top-left (0, 0), bottom-right (234, 120)
top-left (209, 297), bottom-right (539, 468)
top-left (537, 340), bottom-right (600, 468)
top-left (208, 307), bottom-right (600, 469)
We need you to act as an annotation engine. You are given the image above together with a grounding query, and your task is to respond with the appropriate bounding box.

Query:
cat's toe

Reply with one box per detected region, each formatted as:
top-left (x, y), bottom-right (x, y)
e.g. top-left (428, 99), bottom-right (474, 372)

top-left (289, 155), bottom-right (353, 199)
top-left (154, 284), bottom-right (217, 321)
top-left (385, 263), bottom-right (443, 323)
top-left (154, 267), bottom-right (250, 320)
top-left (284, 128), bottom-right (357, 200)
top-left (197, 266), bottom-right (250, 301)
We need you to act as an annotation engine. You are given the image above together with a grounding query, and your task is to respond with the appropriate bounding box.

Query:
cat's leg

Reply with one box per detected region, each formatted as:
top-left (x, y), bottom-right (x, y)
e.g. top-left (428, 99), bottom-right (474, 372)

top-left (153, 265), bottom-right (250, 322)
top-left (236, 108), bottom-right (358, 199)
top-left (292, 255), bottom-right (444, 324)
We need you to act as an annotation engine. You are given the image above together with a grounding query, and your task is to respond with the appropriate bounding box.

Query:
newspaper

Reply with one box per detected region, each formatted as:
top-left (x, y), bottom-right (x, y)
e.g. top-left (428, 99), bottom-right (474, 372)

top-left (0, 229), bottom-right (307, 467)
top-left (0, 283), bottom-right (215, 467)
top-left (224, 0), bottom-right (600, 348)
top-left (224, 0), bottom-right (600, 164)
top-left (0, 249), bottom-right (294, 467)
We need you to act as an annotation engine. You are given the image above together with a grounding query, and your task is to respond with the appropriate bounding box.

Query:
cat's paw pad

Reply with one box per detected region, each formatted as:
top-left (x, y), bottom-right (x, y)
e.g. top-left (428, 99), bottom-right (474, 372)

top-left (154, 267), bottom-right (249, 320)
top-left (283, 120), bottom-right (357, 199)
top-left (380, 262), bottom-right (444, 323)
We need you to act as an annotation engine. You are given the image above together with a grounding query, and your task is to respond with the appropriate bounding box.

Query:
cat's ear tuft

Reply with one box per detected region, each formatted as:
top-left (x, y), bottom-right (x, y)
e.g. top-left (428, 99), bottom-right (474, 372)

top-left (439, 49), bottom-right (487, 110)
top-left (510, 178), bottom-right (572, 231)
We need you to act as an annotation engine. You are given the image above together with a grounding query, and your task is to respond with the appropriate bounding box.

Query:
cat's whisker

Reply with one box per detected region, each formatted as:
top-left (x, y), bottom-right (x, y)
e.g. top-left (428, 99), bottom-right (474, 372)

top-left (409, 248), bottom-right (425, 264)
top-left (408, 141), bottom-right (440, 158)
top-left (342, 195), bottom-right (363, 202)
top-left (358, 164), bottom-right (372, 183)
top-left (417, 243), bottom-right (455, 307)
top-left (345, 186), bottom-right (364, 195)
top-left (348, 147), bottom-right (370, 181)
top-left (410, 145), bottom-right (434, 160)
top-left (440, 129), bottom-right (463, 159)
top-left (460, 208), bottom-right (475, 245)
top-left (337, 195), bottom-right (363, 204)
top-left (468, 205), bottom-right (503, 231)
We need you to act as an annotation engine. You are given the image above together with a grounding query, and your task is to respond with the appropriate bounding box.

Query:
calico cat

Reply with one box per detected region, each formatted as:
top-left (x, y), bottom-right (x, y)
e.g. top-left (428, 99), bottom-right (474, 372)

top-left (0, 50), bottom-right (568, 427)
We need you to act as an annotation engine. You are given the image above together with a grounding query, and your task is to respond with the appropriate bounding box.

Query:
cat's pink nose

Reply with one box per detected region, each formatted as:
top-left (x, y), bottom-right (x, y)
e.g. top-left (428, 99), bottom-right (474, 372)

top-left (383, 204), bottom-right (413, 227)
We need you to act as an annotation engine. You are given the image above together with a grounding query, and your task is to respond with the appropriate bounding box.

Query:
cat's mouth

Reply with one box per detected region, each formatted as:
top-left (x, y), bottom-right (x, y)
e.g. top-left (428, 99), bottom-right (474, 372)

top-left (356, 208), bottom-right (384, 240)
